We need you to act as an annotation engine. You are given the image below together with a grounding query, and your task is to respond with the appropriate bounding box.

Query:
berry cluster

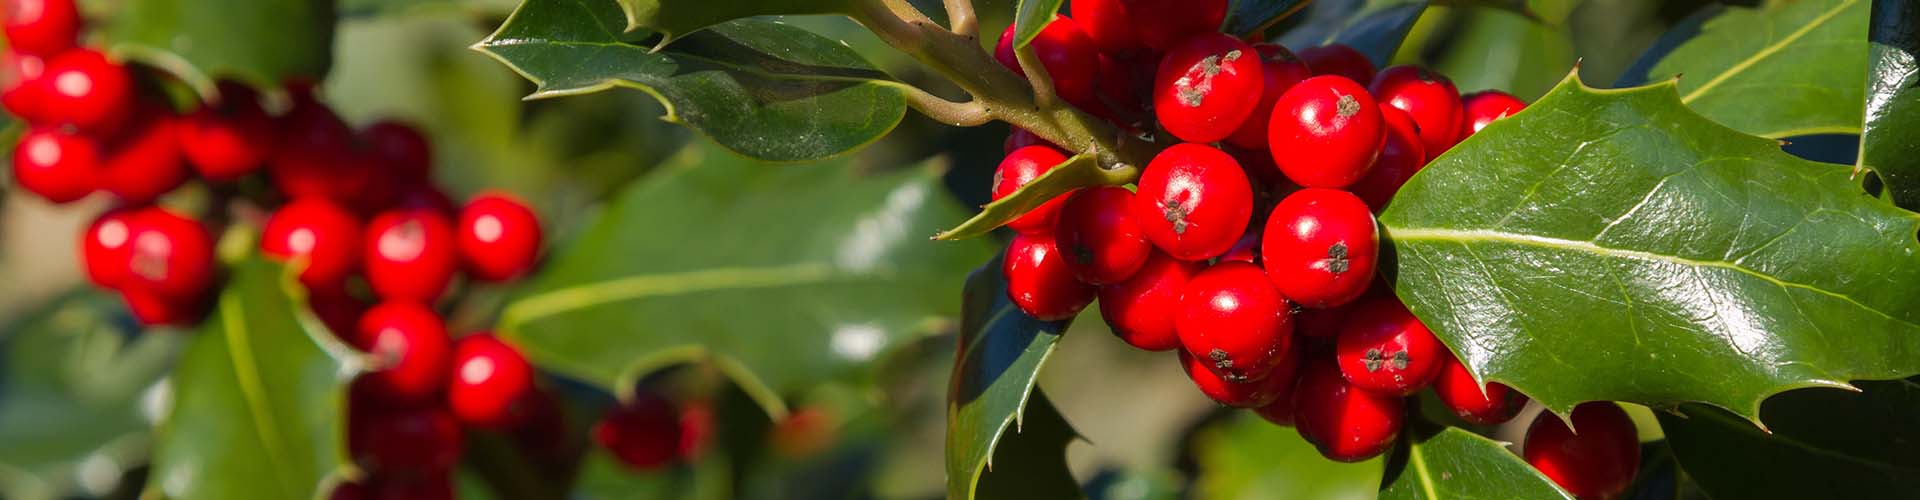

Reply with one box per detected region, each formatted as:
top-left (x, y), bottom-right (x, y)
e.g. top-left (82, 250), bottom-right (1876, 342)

top-left (989, 2), bottom-right (1634, 493)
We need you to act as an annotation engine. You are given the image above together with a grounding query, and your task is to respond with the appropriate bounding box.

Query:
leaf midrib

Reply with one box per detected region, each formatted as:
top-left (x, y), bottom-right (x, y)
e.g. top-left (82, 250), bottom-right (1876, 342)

top-left (502, 262), bottom-right (876, 329)
top-left (217, 291), bottom-right (298, 499)
top-left (1680, 0), bottom-right (1860, 104)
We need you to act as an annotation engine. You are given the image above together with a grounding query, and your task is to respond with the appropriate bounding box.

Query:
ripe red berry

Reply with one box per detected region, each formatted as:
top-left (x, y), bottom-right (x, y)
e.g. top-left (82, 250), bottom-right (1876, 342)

top-left (364, 208), bottom-right (457, 303)
top-left (2, 0), bottom-right (78, 55)
top-left (39, 48), bottom-right (133, 134)
top-left (349, 406), bottom-right (463, 473)
top-left (1131, 143), bottom-right (1253, 261)
top-left (1459, 89), bottom-right (1526, 139)
top-left (97, 109), bottom-right (189, 204)
top-left (1179, 346), bottom-right (1298, 408)
top-left (1524, 403), bottom-right (1641, 499)
top-left (1268, 75), bottom-right (1385, 188)
top-left (81, 208), bottom-right (135, 288)
top-left (1348, 106), bottom-right (1425, 211)
top-left (676, 400), bottom-right (714, 460)
top-left (1053, 186), bottom-right (1149, 285)
top-left (309, 288), bottom-right (366, 340)
top-left (1002, 127), bottom-right (1055, 154)
top-left (269, 94), bottom-right (358, 202)
top-left (770, 406), bottom-right (838, 459)
top-left (1153, 33), bottom-right (1265, 143)
top-left (352, 302), bottom-right (451, 404)
top-left (362, 120), bottom-right (433, 183)
top-left (993, 17), bottom-right (1099, 109)
top-left (1433, 351), bottom-right (1525, 425)
top-left (119, 285), bottom-right (204, 327)
top-left (262, 198), bottom-right (362, 291)
top-left (1092, 53), bottom-right (1148, 124)
top-left (1126, 0), bottom-right (1225, 51)
top-left (1297, 44), bottom-right (1376, 85)
top-left (180, 83), bottom-right (277, 181)
top-left (1292, 358), bottom-right (1403, 461)
top-left (1176, 261), bottom-right (1293, 382)
top-left (993, 145), bottom-right (1072, 235)
top-left (1262, 188), bottom-right (1377, 308)
top-left (1226, 44), bottom-right (1313, 150)
top-left (11, 127), bottom-right (95, 202)
top-left (1293, 301), bottom-right (1352, 342)
top-left (448, 333), bottom-right (537, 429)
top-left (1097, 250), bottom-right (1197, 351)
top-left (456, 192), bottom-right (542, 282)
top-left (1069, 0), bottom-right (1146, 58)
top-left (1369, 65), bottom-right (1463, 159)
top-left (1003, 232), bottom-right (1096, 320)
top-left (1335, 295), bottom-right (1444, 396)
top-left (357, 474), bottom-right (456, 500)
top-left (2, 50), bottom-right (49, 122)
top-left (595, 390), bottom-right (684, 471)
top-left (1253, 380), bottom-right (1298, 426)
top-left (123, 208), bottom-right (214, 303)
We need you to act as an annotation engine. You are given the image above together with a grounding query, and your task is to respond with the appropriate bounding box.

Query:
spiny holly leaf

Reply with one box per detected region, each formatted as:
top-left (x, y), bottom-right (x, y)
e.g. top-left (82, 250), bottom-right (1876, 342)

top-left (474, 0), bottom-right (906, 162)
top-left (1658, 378), bottom-right (1920, 498)
top-left (498, 144), bottom-right (990, 416)
top-left (1861, 0), bottom-right (1920, 210)
top-left (972, 390), bottom-right (1079, 500)
top-left (103, 0), bottom-right (333, 97)
top-left (1276, 0), bottom-right (1428, 67)
top-left (1379, 424), bottom-right (1573, 499)
top-left (934, 154), bottom-right (1133, 240)
top-left (611, 0), bottom-right (852, 42)
top-left (947, 252), bottom-right (1075, 500)
top-left (1013, 0), bottom-right (1068, 48)
top-left (1224, 0), bottom-right (1313, 38)
top-left (1619, 0), bottom-right (1869, 138)
top-left (1379, 73), bottom-right (1920, 422)
top-left (1189, 413), bottom-right (1384, 498)
top-left (150, 257), bottom-right (353, 500)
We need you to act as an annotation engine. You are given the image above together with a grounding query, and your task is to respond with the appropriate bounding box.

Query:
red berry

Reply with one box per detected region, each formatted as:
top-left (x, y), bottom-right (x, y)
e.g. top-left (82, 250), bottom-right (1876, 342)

top-left (81, 207), bottom-right (135, 288)
top-left (349, 406), bottom-right (463, 473)
top-left (1253, 381), bottom-right (1298, 426)
top-left (1097, 250), bottom-right (1197, 351)
top-left (1069, 0), bottom-right (1146, 58)
top-left (1175, 261), bottom-right (1292, 382)
top-left (1261, 188), bottom-right (1376, 308)
top-left (1131, 143), bottom-right (1253, 261)
top-left (1433, 351), bottom-right (1525, 425)
top-left (361, 474), bottom-right (455, 500)
top-left (2, 50), bottom-right (48, 122)
top-left (393, 183), bottom-right (459, 216)
top-left (456, 192), bottom-right (542, 282)
top-left (1126, 0), bottom-right (1226, 51)
top-left (362, 120), bottom-right (432, 183)
top-left (123, 208), bottom-right (214, 303)
top-left (1347, 106), bottom-right (1425, 211)
top-left (1002, 127), bottom-right (1055, 154)
top-left (39, 48), bottom-right (133, 134)
top-left (1524, 403), bottom-right (1640, 499)
top-left (1335, 295), bottom-right (1443, 396)
top-left (11, 127), bottom-right (95, 202)
top-left (309, 288), bottom-right (367, 340)
top-left (1293, 301), bottom-right (1352, 342)
top-left (1297, 45), bottom-right (1376, 85)
top-left (352, 302), bottom-right (451, 404)
top-left (97, 108), bottom-right (189, 204)
top-left (993, 17), bottom-right (1099, 109)
top-left (770, 406), bottom-right (838, 459)
top-left (1178, 346), bottom-right (1298, 408)
top-left (595, 390), bottom-right (683, 471)
top-left (1268, 75), bottom-right (1385, 188)
top-left (364, 208), bottom-right (457, 303)
top-left (676, 400), bottom-right (714, 460)
top-left (1053, 186), bottom-right (1149, 285)
top-left (1292, 358), bottom-right (1403, 461)
top-left (448, 333), bottom-right (537, 429)
top-left (1369, 66), bottom-right (1463, 159)
top-left (992, 145), bottom-right (1072, 235)
top-left (1092, 53), bottom-right (1148, 124)
top-left (1459, 89), bottom-right (1526, 139)
top-left (1226, 44), bottom-right (1313, 150)
top-left (119, 285), bottom-right (203, 327)
top-left (2, 0), bottom-right (77, 55)
top-left (1216, 230), bottom-right (1261, 264)
top-left (262, 197), bottom-right (362, 291)
top-left (1003, 232), bottom-right (1096, 321)
top-left (180, 83), bottom-right (277, 181)
top-left (269, 94), bottom-right (358, 202)
top-left (1152, 33), bottom-right (1265, 143)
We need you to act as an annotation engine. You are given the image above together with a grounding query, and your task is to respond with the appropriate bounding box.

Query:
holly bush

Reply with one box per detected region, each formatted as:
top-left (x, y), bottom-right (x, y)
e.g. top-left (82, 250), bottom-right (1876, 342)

top-left (1, 0), bottom-right (1917, 498)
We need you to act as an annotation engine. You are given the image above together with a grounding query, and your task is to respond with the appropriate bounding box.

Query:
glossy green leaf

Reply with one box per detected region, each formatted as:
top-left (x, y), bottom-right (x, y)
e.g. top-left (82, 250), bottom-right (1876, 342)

top-left (103, 0), bottom-right (333, 95)
top-left (1431, 7), bottom-right (1574, 101)
top-left (946, 252), bottom-right (1076, 500)
top-left (612, 0), bottom-right (851, 41)
top-left (1379, 74), bottom-right (1920, 421)
top-left (474, 0), bottom-right (907, 162)
top-left (1276, 1), bottom-right (1428, 67)
top-left (1861, 0), bottom-right (1920, 209)
top-left (1659, 378), bottom-right (1920, 499)
top-left (150, 257), bottom-right (352, 500)
top-left (1013, 0), bottom-right (1068, 48)
top-left (1619, 0), bottom-right (1869, 138)
top-left (1190, 413), bottom-right (1383, 500)
top-left (972, 390), bottom-right (1080, 500)
top-left (1224, 0), bottom-right (1313, 38)
top-left (1379, 425), bottom-right (1573, 500)
top-left (934, 154), bottom-right (1134, 240)
top-left (498, 144), bottom-right (991, 415)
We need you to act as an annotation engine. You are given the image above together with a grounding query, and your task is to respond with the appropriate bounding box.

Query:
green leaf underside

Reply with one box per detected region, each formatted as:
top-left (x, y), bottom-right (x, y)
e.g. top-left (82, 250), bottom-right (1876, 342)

top-left (475, 0), bottom-right (906, 162)
top-left (1620, 0), bottom-right (1869, 138)
top-left (946, 253), bottom-right (1075, 500)
top-left (499, 144), bottom-right (990, 416)
top-left (151, 257), bottom-right (349, 500)
top-left (1014, 0), bottom-right (1068, 48)
top-left (1379, 426), bottom-right (1573, 500)
top-left (935, 154), bottom-right (1132, 240)
top-left (972, 391), bottom-right (1080, 500)
top-left (1659, 378), bottom-right (1920, 498)
top-left (612, 0), bottom-right (851, 41)
top-left (104, 0), bottom-right (334, 96)
top-left (1380, 73), bottom-right (1920, 423)
top-left (1275, 1), bottom-right (1428, 68)
top-left (1191, 413), bottom-right (1383, 499)
top-left (1861, 1), bottom-right (1920, 209)
top-left (1224, 0), bottom-right (1313, 38)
